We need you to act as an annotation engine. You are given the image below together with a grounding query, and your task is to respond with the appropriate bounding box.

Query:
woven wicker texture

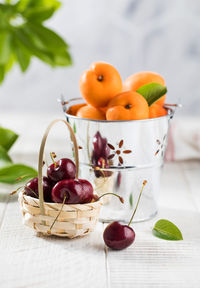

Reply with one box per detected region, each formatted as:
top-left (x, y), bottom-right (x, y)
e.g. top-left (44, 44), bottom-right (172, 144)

top-left (19, 192), bottom-right (102, 238)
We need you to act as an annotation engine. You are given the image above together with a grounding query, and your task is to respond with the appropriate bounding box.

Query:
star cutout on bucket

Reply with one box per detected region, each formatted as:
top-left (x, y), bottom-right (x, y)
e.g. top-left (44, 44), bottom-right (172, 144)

top-left (107, 140), bottom-right (132, 166)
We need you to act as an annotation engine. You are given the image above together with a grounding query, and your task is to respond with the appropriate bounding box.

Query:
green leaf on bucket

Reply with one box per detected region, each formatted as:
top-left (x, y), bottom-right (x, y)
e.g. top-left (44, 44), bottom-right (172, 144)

top-left (129, 193), bottom-right (133, 208)
top-left (73, 122), bottom-right (76, 133)
top-left (152, 219), bottom-right (183, 241)
top-left (0, 127), bottom-right (18, 151)
top-left (137, 83), bottom-right (167, 106)
top-left (0, 164), bottom-right (37, 184)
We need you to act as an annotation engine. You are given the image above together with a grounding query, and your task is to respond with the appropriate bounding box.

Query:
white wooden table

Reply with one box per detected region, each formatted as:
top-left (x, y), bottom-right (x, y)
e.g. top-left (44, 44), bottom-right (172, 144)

top-left (0, 114), bottom-right (200, 288)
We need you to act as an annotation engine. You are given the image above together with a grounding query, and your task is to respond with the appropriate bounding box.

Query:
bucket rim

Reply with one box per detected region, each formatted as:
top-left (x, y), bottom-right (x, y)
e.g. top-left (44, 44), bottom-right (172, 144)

top-left (60, 97), bottom-right (177, 124)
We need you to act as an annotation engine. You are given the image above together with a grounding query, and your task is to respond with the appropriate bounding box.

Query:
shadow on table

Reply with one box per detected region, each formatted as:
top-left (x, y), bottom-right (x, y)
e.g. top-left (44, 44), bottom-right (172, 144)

top-left (36, 222), bottom-right (105, 252)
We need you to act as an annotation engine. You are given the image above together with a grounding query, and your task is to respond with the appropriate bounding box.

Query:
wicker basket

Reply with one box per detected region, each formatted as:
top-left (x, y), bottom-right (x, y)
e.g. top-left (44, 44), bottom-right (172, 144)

top-left (19, 119), bottom-right (102, 238)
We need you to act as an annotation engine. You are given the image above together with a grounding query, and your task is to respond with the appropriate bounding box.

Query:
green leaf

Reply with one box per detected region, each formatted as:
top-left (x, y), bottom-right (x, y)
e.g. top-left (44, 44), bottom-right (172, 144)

top-left (0, 163), bottom-right (37, 184)
top-left (26, 22), bottom-right (69, 51)
top-left (0, 65), bottom-right (5, 83)
top-left (137, 83), bottom-right (167, 106)
top-left (152, 219), bottom-right (183, 241)
top-left (5, 53), bottom-right (15, 72)
top-left (0, 31), bottom-right (12, 65)
top-left (0, 127), bottom-right (18, 151)
top-left (73, 122), bottom-right (76, 133)
top-left (0, 146), bottom-right (12, 168)
top-left (14, 28), bottom-right (55, 66)
top-left (54, 50), bottom-right (72, 66)
top-left (17, 0), bottom-right (60, 14)
top-left (129, 193), bottom-right (133, 207)
top-left (13, 36), bottom-right (31, 72)
top-left (23, 6), bottom-right (57, 22)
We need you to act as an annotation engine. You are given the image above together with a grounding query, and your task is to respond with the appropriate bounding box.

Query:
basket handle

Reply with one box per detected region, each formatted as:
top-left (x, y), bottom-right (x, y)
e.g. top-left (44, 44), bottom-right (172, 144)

top-left (38, 119), bottom-right (79, 216)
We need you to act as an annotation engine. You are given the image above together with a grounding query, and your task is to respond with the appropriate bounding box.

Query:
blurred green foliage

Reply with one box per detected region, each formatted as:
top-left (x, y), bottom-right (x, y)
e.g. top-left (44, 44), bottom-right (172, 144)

top-left (0, 126), bottom-right (37, 184)
top-left (0, 0), bottom-right (72, 83)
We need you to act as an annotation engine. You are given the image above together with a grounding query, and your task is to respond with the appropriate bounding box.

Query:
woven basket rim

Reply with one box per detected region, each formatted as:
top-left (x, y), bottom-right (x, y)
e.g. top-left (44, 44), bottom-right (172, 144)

top-left (19, 191), bottom-right (102, 209)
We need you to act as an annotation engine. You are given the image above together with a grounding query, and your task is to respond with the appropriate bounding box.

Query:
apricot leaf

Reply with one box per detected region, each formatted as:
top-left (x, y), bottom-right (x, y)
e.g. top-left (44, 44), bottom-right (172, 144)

top-left (137, 83), bottom-right (167, 106)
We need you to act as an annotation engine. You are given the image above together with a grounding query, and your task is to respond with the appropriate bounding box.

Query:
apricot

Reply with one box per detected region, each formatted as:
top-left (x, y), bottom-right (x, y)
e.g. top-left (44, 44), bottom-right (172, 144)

top-left (67, 103), bottom-right (86, 116)
top-left (79, 62), bottom-right (122, 108)
top-left (123, 71), bottom-right (166, 105)
top-left (106, 91), bottom-right (149, 121)
top-left (149, 103), bottom-right (168, 118)
top-left (76, 104), bottom-right (106, 120)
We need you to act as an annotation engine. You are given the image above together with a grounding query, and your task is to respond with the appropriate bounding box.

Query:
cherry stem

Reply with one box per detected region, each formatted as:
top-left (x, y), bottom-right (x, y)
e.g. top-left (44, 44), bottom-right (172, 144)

top-left (48, 195), bottom-right (67, 234)
top-left (97, 192), bottom-right (124, 204)
top-left (50, 152), bottom-right (58, 167)
top-left (10, 186), bottom-right (24, 195)
top-left (128, 180), bottom-right (147, 226)
top-left (16, 175), bottom-right (32, 182)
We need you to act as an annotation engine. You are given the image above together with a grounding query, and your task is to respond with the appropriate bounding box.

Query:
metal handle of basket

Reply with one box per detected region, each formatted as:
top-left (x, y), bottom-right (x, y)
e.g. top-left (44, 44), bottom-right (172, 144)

top-left (38, 119), bottom-right (79, 216)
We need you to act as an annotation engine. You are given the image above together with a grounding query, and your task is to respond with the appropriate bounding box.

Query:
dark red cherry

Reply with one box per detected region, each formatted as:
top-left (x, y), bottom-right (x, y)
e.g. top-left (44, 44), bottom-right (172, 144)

top-left (24, 177), bottom-right (52, 202)
top-left (94, 157), bottom-right (112, 178)
top-left (51, 179), bottom-right (94, 204)
top-left (103, 221), bottom-right (135, 250)
top-left (78, 179), bottom-right (93, 203)
top-left (93, 131), bottom-right (103, 159)
top-left (92, 132), bottom-right (110, 160)
top-left (47, 158), bottom-right (76, 182)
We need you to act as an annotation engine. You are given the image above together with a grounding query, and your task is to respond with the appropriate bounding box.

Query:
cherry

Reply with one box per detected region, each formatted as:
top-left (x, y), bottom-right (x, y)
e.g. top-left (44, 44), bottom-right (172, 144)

top-left (94, 157), bottom-right (112, 178)
top-left (103, 180), bottom-right (147, 250)
top-left (92, 132), bottom-right (110, 164)
top-left (93, 131), bottom-right (103, 159)
top-left (79, 179), bottom-right (93, 203)
top-left (51, 178), bottom-right (94, 204)
top-left (103, 222), bottom-right (135, 250)
top-left (24, 177), bottom-right (53, 202)
top-left (47, 158), bottom-right (76, 182)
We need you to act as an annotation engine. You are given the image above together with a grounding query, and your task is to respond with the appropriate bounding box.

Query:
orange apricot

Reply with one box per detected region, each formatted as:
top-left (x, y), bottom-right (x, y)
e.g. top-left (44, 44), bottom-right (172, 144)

top-left (106, 91), bottom-right (149, 121)
top-left (123, 71), bottom-right (166, 105)
top-left (76, 104), bottom-right (106, 120)
top-left (67, 103), bottom-right (86, 116)
top-left (79, 62), bottom-right (122, 108)
top-left (149, 103), bottom-right (168, 118)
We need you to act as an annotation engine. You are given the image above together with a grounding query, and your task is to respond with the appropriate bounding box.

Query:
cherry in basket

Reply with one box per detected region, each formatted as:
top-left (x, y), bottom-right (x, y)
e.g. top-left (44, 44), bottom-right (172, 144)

top-left (47, 153), bottom-right (76, 182)
top-left (24, 176), bottom-right (53, 202)
top-left (51, 178), bottom-right (94, 204)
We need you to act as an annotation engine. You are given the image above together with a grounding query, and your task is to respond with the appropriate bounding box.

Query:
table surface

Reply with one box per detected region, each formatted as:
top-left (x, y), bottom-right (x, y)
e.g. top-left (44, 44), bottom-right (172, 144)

top-left (0, 114), bottom-right (200, 288)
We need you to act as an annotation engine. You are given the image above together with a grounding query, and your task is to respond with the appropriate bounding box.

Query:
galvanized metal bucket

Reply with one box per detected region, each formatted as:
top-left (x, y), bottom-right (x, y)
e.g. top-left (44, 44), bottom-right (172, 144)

top-left (60, 98), bottom-right (177, 223)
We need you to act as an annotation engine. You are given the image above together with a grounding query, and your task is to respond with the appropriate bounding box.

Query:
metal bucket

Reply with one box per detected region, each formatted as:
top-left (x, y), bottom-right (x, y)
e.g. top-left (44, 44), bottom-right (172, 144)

top-left (60, 98), bottom-right (177, 223)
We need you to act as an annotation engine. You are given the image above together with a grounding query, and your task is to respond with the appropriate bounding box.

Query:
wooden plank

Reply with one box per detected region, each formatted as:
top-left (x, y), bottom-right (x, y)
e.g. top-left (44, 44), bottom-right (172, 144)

top-left (0, 184), bottom-right (13, 230)
top-left (106, 162), bottom-right (200, 288)
top-left (0, 194), bottom-right (107, 288)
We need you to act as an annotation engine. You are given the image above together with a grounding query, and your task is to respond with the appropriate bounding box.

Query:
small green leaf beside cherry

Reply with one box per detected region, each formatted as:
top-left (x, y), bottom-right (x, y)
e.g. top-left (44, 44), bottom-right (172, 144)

top-left (152, 219), bottom-right (183, 241)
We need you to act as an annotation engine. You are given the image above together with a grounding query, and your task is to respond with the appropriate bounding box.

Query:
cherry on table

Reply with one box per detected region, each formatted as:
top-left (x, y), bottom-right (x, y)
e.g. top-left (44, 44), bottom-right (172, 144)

top-left (103, 180), bottom-right (147, 250)
top-left (47, 158), bottom-right (76, 182)
top-left (103, 221), bottom-right (135, 250)
top-left (24, 176), bottom-right (53, 202)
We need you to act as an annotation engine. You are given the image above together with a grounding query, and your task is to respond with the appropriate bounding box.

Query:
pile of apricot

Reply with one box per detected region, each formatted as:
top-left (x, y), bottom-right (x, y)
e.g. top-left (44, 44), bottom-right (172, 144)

top-left (68, 62), bottom-right (168, 121)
